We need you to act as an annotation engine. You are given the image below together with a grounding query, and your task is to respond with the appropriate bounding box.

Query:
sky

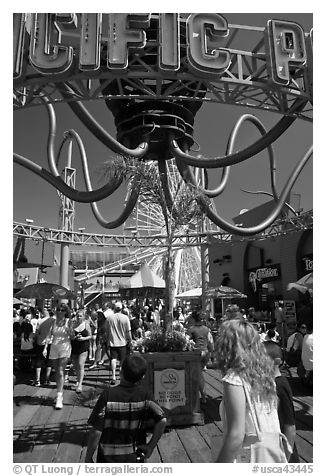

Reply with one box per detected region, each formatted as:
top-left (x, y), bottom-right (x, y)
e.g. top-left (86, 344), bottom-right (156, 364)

top-left (13, 12), bottom-right (313, 238)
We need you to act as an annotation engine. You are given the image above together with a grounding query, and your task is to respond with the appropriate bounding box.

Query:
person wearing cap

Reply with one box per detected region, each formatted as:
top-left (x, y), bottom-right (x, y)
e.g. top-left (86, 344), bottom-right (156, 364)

top-left (33, 309), bottom-right (55, 386)
top-left (104, 301), bottom-right (132, 385)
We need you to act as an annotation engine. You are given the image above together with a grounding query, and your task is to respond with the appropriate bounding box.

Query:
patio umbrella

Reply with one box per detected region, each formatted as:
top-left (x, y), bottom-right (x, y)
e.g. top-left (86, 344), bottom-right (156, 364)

top-left (207, 285), bottom-right (247, 315)
top-left (287, 272), bottom-right (313, 295)
top-left (15, 283), bottom-right (77, 300)
top-left (13, 297), bottom-right (25, 306)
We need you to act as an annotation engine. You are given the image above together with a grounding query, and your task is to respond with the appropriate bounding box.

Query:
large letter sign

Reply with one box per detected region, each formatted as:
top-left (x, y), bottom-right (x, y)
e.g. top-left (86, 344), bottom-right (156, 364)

top-left (107, 13), bottom-right (149, 70)
top-left (13, 13), bottom-right (27, 78)
top-left (159, 13), bottom-right (180, 71)
top-left (267, 20), bottom-right (307, 85)
top-left (79, 14), bottom-right (102, 71)
top-left (29, 13), bottom-right (76, 74)
top-left (186, 13), bottom-right (231, 78)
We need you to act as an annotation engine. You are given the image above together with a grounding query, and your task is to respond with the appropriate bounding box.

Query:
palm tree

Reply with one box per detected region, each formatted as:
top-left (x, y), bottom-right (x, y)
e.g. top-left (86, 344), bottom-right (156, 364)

top-left (102, 157), bottom-right (206, 331)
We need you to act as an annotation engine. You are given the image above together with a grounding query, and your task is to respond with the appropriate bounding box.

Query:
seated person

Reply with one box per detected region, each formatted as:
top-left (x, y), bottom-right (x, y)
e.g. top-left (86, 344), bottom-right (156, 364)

top-left (85, 354), bottom-right (166, 463)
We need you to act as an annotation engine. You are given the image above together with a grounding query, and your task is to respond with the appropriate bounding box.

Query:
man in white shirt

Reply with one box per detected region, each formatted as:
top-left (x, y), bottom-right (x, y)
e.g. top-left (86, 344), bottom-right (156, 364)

top-left (33, 310), bottom-right (55, 386)
top-left (103, 301), bottom-right (114, 319)
top-left (105, 302), bottom-right (131, 385)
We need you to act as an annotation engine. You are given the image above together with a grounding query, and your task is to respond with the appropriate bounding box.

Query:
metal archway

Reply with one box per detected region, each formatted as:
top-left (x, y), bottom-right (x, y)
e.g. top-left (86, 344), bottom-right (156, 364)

top-left (13, 13), bottom-right (313, 295)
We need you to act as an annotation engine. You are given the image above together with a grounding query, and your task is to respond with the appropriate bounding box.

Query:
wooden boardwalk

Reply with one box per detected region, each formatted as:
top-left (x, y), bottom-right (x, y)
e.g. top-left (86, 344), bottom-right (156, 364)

top-left (13, 361), bottom-right (313, 463)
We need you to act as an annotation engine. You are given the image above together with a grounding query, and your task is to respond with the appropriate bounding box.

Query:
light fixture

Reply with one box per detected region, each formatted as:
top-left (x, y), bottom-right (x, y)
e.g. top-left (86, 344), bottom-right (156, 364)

top-left (25, 218), bottom-right (34, 224)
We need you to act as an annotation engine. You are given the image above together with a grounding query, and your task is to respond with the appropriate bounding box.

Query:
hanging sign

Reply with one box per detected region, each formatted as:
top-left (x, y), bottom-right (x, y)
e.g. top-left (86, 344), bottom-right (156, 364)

top-left (248, 264), bottom-right (281, 292)
top-left (283, 300), bottom-right (297, 333)
top-left (154, 368), bottom-right (186, 409)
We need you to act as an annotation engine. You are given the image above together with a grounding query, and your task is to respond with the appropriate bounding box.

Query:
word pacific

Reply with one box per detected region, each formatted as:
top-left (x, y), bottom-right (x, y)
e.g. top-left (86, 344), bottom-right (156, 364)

top-left (14, 13), bottom-right (312, 86)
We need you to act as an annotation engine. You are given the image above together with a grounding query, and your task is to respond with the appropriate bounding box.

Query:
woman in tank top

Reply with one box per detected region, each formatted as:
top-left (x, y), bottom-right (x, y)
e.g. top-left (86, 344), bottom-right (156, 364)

top-left (70, 309), bottom-right (92, 393)
top-left (214, 318), bottom-right (281, 463)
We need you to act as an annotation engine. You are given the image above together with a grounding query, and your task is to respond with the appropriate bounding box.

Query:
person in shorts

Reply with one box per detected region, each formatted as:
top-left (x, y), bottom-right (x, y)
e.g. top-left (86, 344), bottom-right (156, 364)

top-left (187, 310), bottom-right (214, 404)
top-left (105, 301), bottom-right (132, 385)
top-left (33, 310), bottom-right (55, 386)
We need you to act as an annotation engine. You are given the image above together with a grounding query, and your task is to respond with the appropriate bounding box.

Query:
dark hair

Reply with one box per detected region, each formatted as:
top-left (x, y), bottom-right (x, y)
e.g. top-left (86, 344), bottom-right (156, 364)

top-left (121, 355), bottom-right (148, 383)
top-left (22, 322), bottom-right (33, 341)
top-left (267, 329), bottom-right (276, 339)
top-left (56, 303), bottom-right (71, 319)
top-left (266, 322), bottom-right (276, 331)
top-left (13, 322), bottom-right (21, 337)
top-left (192, 310), bottom-right (201, 322)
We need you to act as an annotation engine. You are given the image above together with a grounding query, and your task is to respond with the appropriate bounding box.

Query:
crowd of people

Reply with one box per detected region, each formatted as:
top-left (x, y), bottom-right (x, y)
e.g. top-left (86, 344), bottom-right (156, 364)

top-left (13, 297), bottom-right (313, 463)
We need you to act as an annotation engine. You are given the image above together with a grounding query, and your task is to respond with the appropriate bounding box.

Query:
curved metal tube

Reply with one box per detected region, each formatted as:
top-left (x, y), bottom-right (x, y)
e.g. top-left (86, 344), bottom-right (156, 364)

top-left (67, 129), bottom-right (139, 229)
top-left (170, 99), bottom-right (307, 169)
top-left (13, 152), bottom-right (123, 203)
top-left (90, 184), bottom-right (140, 229)
top-left (191, 114), bottom-right (277, 199)
top-left (60, 82), bottom-right (149, 158)
top-left (241, 189), bottom-right (296, 215)
top-left (55, 133), bottom-right (70, 167)
top-left (175, 145), bottom-right (312, 235)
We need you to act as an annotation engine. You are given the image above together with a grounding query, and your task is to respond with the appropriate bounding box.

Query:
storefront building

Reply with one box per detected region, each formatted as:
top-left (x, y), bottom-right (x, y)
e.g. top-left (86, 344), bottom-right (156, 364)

top-left (208, 228), bottom-right (313, 314)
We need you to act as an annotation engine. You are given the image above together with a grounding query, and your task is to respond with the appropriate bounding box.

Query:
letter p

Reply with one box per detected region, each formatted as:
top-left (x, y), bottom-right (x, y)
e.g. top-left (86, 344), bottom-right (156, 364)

top-left (267, 20), bottom-right (307, 85)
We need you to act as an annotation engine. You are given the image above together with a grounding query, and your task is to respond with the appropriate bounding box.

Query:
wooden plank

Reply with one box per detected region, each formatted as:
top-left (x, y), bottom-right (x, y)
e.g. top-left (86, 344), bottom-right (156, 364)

top-left (157, 429), bottom-right (190, 463)
top-left (13, 386), bottom-right (54, 429)
top-left (147, 446), bottom-right (161, 463)
top-left (175, 426), bottom-right (211, 462)
top-left (295, 434), bottom-right (313, 462)
top-left (197, 420), bottom-right (222, 447)
top-left (293, 396), bottom-right (313, 415)
top-left (53, 404), bottom-right (91, 462)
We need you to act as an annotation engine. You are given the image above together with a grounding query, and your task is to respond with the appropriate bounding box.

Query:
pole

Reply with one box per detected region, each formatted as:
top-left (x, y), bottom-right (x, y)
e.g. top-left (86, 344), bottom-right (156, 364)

top-left (59, 138), bottom-right (74, 292)
top-left (200, 170), bottom-right (211, 317)
top-left (60, 243), bottom-right (70, 289)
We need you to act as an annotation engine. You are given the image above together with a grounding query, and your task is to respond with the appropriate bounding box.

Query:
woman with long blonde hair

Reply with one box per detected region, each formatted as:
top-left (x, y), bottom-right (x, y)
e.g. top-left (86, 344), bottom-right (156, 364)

top-left (214, 319), bottom-right (282, 463)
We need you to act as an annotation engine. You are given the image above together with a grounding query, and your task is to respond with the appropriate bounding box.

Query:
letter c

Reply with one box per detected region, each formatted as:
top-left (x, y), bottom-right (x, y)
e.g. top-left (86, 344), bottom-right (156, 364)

top-left (187, 13), bottom-right (230, 78)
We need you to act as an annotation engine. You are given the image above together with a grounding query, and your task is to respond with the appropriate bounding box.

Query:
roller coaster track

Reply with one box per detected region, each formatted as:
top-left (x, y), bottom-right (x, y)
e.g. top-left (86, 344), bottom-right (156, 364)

top-left (13, 208), bottom-right (312, 260)
top-left (13, 209), bottom-right (312, 283)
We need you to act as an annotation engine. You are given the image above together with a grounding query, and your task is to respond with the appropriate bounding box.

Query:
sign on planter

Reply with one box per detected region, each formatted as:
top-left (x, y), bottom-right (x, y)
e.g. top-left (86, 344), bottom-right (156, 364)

top-left (154, 368), bottom-right (186, 409)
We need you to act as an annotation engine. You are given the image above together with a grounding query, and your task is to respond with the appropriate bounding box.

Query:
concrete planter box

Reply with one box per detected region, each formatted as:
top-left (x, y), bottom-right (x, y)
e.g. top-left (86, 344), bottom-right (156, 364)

top-left (139, 350), bottom-right (204, 426)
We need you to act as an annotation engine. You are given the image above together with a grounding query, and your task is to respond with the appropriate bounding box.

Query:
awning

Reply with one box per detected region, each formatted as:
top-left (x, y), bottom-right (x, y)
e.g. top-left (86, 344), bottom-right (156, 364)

top-left (175, 288), bottom-right (202, 298)
top-left (122, 263), bottom-right (165, 289)
top-left (287, 272), bottom-right (313, 294)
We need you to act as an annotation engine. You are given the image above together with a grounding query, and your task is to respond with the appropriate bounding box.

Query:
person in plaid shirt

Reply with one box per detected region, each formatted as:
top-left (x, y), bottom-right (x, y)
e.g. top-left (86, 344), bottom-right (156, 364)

top-left (85, 354), bottom-right (166, 463)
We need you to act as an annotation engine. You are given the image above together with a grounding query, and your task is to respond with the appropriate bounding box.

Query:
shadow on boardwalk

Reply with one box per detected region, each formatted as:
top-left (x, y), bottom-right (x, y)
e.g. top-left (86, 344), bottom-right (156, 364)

top-left (13, 362), bottom-right (313, 463)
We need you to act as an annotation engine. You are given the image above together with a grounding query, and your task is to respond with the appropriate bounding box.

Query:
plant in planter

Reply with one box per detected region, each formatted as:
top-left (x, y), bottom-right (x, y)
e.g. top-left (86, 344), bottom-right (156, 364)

top-left (132, 327), bottom-right (196, 353)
